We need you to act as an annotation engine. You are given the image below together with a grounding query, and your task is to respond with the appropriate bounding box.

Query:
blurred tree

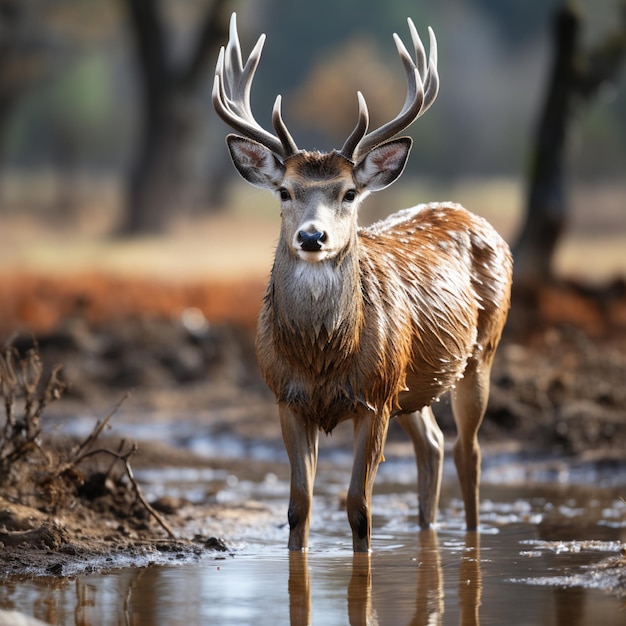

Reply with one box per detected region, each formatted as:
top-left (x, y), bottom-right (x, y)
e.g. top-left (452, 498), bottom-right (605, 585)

top-left (513, 2), bottom-right (626, 289)
top-left (121, 0), bottom-right (229, 235)
top-left (472, 0), bottom-right (561, 48)
top-left (0, 0), bottom-right (48, 167)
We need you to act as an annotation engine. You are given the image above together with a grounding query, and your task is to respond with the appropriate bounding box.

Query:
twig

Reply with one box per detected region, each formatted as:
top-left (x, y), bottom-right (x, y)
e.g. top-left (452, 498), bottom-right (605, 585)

top-left (76, 444), bottom-right (176, 539)
top-left (53, 392), bottom-right (176, 538)
top-left (0, 346), bottom-right (18, 432)
top-left (20, 346), bottom-right (42, 423)
top-left (71, 392), bottom-right (131, 463)
top-left (123, 449), bottom-right (177, 540)
top-left (0, 344), bottom-right (66, 473)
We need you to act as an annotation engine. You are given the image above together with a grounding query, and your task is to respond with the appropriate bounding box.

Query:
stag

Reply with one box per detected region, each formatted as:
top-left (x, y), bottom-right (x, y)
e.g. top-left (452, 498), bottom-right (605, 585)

top-left (213, 13), bottom-right (512, 552)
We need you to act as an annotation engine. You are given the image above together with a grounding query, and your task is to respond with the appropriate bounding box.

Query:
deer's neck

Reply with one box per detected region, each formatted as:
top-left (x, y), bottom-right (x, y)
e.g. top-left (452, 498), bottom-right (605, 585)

top-left (258, 235), bottom-right (414, 432)
top-left (269, 239), bottom-right (362, 350)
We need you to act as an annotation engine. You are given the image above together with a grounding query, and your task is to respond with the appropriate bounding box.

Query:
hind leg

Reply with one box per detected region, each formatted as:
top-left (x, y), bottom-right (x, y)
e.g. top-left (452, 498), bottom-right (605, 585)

top-left (396, 407), bottom-right (444, 528)
top-left (451, 357), bottom-right (492, 530)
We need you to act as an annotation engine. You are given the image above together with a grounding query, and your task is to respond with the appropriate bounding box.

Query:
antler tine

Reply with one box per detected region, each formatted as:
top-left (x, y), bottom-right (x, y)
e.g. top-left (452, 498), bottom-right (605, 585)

top-left (340, 91), bottom-right (370, 159)
top-left (345, 18), bottom-right (439, 162)
top-left (212, 13), bottom-right (298, 160)
top-left (394, 23), bottom-right (439, 120)
top-left (407, 18), bottom-right (427, 80)
top-left (423, 27), bottom-right (439, 109)
top-left (272, 95), bottom-right (299, 156)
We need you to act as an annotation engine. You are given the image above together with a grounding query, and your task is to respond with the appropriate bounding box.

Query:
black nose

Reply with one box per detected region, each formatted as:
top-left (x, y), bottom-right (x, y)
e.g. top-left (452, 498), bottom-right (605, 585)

top-left (297, 230), bottom-right (327, 252)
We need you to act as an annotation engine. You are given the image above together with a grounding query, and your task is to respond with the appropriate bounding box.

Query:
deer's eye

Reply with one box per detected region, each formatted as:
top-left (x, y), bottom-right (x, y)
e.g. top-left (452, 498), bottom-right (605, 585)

top-left (343, 189), bottom-right (357, 203)
top-left (278, 188), bottom-right (291, 201)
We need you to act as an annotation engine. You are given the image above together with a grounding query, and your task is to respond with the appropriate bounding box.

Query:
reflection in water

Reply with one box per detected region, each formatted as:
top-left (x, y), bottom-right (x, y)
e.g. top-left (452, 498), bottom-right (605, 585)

top-left (0, 567), bottom-right (202, 626)
top-left (554, 587), bottom-right (585, 626)
top-left (458, 532), bottom-right (481, 626)
top-left (413, 531), bottom-right (444, 626)
top-left (2, 480), bottom-right (625, 625)
top-left (348, 553), bottom-right (374, 625)
top-left (2, 526), bottom-right (625, 625)
top-left (288, 532), bottom-right (482, 626)
top-left (288, 552), bottom-right (311, 625)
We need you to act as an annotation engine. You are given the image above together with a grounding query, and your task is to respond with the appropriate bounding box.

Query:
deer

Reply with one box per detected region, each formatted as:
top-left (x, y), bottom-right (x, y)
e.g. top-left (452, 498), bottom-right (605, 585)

top-left (213, 13), bottom-right (512, 552)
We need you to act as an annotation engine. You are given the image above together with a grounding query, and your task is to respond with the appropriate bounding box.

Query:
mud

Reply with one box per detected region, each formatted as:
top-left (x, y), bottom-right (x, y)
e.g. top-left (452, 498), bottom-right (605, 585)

top-left (0, 276), bottom-right (625, 598)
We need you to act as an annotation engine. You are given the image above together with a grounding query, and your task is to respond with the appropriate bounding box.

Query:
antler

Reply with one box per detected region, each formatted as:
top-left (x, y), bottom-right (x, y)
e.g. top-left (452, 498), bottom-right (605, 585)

top-left (340, 18), bottom-right (439, 162)
top-left (212, 13), bottom-right (298, 161)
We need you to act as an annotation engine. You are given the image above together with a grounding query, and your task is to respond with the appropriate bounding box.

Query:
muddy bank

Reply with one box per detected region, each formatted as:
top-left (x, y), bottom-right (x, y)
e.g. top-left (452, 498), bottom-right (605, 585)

top-left (0, 420), bottom-right (288, 581)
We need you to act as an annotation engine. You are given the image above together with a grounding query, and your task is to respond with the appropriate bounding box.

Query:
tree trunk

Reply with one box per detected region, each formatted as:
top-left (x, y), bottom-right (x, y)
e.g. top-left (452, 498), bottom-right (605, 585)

top-left (124, 90), bottom-right (196, 234)
top-left (513, 2), bottom-right (626, 289)
top-left (0, 0), bottom-right (47, 173)
top-left (513, 5), bottom-right (579, 289)
top-left (120, 0), bottom-right (228, 235)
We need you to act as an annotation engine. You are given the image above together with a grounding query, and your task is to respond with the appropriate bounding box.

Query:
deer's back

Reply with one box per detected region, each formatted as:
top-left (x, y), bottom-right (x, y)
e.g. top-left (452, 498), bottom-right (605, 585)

top-left (360, 202), bottom-right (512, 411)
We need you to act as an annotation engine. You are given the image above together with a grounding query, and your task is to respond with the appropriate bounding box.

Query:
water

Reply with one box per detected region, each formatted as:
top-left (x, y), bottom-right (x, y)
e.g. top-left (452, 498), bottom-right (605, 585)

top-left (1, 431), bottom-right (625, 625)
top-left (2, 521), bottom-right (623, 625)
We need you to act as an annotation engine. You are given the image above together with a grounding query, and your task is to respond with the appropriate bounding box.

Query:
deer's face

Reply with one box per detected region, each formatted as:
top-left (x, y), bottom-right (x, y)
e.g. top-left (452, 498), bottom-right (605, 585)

top-left (277, 152), bottom-right (360, 262)
top-left (226, 135), bottom-right (412, 263)
top-left (215, 13), bottom-right (435, 267)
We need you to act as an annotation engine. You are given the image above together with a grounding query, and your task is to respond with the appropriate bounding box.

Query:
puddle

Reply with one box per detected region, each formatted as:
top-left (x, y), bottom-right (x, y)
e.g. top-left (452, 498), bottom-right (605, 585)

top-left (2, 456), bottom-right (625, 625)
top-left (3, 417), bottom-right (626, 625)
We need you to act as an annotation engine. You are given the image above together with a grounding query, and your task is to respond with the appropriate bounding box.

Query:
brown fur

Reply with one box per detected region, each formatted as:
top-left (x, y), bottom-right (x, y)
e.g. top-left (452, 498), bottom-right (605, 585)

top-left (257, 201), bottom-right (512, 433)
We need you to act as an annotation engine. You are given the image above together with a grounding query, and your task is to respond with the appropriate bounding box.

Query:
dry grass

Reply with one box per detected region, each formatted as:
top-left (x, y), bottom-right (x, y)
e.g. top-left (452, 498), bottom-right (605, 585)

top-left (0, 344), bottom-right (66, 478)
top-left (0, 343), bottom-right (176, 537)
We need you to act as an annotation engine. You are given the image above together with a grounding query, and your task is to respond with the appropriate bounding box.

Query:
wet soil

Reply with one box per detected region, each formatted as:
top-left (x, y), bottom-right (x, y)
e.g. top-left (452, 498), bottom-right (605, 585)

top-left (0, 275), bottom-right (625, 597)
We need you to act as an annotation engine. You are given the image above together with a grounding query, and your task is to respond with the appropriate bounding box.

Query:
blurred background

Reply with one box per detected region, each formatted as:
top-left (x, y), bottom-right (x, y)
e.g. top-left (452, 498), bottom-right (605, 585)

top-left (0, 0), bottom-right (623, 295)
top-left (0, 0), bottom-right (623, 389)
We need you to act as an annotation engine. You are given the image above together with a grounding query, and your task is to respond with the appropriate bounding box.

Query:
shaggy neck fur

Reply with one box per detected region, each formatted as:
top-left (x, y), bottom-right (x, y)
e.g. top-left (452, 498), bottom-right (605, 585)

top-left (257, 232), bottom-right (415, 434)
top-left (270, 236), bottom-right (362, 365)
top-left (258, 235), bottom-right (370, 433)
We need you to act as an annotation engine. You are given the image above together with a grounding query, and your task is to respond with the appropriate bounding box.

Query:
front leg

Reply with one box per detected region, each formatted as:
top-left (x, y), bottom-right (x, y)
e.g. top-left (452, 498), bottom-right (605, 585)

top-left (279, 403), bottom-right (319, 551)
top-left (347, 408), bottom-right (390, 552)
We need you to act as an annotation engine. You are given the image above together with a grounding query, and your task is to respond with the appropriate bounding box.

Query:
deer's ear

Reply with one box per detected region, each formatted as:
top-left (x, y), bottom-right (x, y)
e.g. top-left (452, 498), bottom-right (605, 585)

top-left (354, 137), bottom-right (412, 191)
top-left (226, 135), bottom-right (285, 189)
